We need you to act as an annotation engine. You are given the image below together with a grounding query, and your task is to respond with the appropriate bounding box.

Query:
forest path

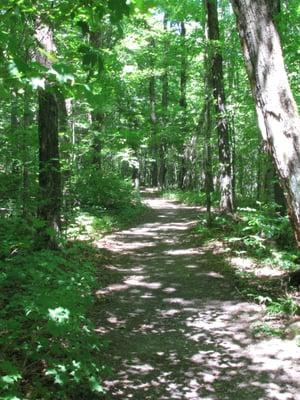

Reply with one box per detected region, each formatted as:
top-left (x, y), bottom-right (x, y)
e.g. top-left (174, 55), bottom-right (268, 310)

top-left (94, 193), bottom-right (300, 400)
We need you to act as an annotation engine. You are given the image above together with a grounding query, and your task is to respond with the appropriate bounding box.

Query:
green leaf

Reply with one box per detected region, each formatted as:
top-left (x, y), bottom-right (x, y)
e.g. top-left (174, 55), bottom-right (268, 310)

top-left (30, 77), bottom-right (45, 89)
top-left (48, 307), bottom-right (70, 324)
top-left (1, 374), bottom-right (22, 384)
top-left (89, 376), bottom-right (105, 393)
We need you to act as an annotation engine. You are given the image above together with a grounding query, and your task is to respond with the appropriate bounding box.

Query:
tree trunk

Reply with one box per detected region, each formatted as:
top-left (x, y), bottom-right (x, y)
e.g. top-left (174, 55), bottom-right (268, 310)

top-left (149, 37), bottom-right (158, 187)
top-left (179, 22), bottom-right (187, 109)
top-left (202, 14), bottom-right (214, 225)
top-left (231, 0), bottom-right (300, 245)
top-left (22, 87), bottom-right (31, 217)
top-left (91, 111), bottom-right (104, 168)
top-left (178, 21), bottom-right (189, 189)
top-left (37, 88), bottom-right (61, 249)
top-left (35, 22), bottom-right (61, 249)
top-left (90, 31), bottom-right (104, 169)
top-left (203, 99), bottom-right (214, 225)
top-left (205, 0), bottom-right (233, 213)
top-left (159, 13), bottom-right (169, 189)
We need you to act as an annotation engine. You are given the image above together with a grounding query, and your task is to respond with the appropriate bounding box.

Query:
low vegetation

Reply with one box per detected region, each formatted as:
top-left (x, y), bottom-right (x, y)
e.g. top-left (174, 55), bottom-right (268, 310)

top-left (164, 190), bottom-right (300, 333)
top-left (0, 180), bottom-right (144, 400)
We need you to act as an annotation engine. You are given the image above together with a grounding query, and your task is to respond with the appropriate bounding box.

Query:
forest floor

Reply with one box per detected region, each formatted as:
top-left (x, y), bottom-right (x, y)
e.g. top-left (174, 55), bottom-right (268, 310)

top-left (93, 191), bottom-right (300, 400)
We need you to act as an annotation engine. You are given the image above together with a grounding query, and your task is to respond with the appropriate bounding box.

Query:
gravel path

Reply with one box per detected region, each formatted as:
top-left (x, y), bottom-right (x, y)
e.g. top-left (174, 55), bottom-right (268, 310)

top-left (95, 196), bottom-right (300, 400)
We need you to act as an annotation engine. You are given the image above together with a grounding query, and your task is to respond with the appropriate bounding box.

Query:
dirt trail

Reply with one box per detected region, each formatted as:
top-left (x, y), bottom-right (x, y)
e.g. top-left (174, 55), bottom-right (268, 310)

top-left (95, 195), bottom-right (300, 400)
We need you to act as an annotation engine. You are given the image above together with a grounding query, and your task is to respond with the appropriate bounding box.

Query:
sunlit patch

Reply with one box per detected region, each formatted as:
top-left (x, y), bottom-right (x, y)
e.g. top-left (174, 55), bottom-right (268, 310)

top-left (94, 326), bottom-right (109, 334)
top-left (196, 271), bottom-right (225, 279)
top-left (164, 298), bottom-right (194, 306)
top-left (163, 287), bottom-right (176, 293)
top-left (159, 308), bottom-right (180, 317)
top-left (107, 315), bottom-right (126, 326)
top-left (165, 248), bottom-right (203, 256)
top-left (185, 264), bottom-right (198, 269)
top-left (96, 283), bottom-right (128, 296)
top-left (48, 307), bottom-right (70, 324)
top-left (141, 292), bottom-right (154, 298)
top-left (124, 275), bottom-right (161, 289)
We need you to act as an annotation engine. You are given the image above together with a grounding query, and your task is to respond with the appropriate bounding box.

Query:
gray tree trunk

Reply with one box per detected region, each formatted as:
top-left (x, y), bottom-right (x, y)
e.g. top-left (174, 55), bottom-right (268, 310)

top-left (231, 0), bottom-right (300, 245)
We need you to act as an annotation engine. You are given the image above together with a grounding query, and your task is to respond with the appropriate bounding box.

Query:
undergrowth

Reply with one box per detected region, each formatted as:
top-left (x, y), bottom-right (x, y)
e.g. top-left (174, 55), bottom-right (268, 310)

top-left (165, 190), bottom-right (300, 322)
top-left (0, 182), bottom-right (146, 399)
top-left (0, 244), bottom-right (106, 400)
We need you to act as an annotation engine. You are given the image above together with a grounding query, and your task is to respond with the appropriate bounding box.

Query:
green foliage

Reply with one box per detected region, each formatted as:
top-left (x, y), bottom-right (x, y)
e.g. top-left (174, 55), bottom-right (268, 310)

top-left (0, 244), bottom-right (106, 399)
top-left (224, 203), bottom-right (295, 256)
top-left (0, 216), bottom-right (35, 259)
top-left (67, 203), bottom-right (146, 241)
top-left (163, 190), bottom-right (206, 205)
top-left (251, 322), bottom-right (284, 338)
top-left (74, 171), bottom-right (140, 211)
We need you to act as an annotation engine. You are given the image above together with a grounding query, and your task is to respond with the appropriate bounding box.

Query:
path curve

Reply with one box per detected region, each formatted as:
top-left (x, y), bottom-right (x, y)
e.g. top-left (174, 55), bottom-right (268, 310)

top-left (95, 196), bottom-right (300, 400)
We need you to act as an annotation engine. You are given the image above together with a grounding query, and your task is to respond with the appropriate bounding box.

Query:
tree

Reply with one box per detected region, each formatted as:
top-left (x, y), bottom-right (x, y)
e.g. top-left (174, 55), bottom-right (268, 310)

top-left (35, 22), bottom-right (61, 249)
top-left (205, 0), bottom-right (233, 213)
top-left (230, 0), bottom-right (300, 245)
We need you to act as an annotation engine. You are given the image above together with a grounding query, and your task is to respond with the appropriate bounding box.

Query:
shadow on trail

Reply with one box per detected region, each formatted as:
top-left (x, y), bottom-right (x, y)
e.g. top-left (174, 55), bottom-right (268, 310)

top-left (93, 197), bottom-right (300, 400)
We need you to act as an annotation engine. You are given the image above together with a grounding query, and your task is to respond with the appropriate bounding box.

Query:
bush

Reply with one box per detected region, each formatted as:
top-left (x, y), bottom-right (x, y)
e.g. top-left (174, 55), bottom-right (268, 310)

top-left (0, 245), bottom-right (105, 399)
top-left (74, 170), bottom-right (139, 211)
top-left (163, 190), bottom-right (206, 205)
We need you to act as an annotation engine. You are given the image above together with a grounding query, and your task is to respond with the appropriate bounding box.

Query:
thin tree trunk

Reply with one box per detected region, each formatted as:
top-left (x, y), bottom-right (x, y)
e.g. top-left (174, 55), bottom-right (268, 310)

top-left (149, 37), bottom-right (158, 187)
top-left (205, 0), bottom-right (233, 213)
top-left (203, 100), bottom-right (214, 225)
top-left (22, 88), bottom-right (31, 217)
top-left (231, 0), bottom-right (300, 245)
top-left (90, 31), bottom-right (104, 169)
top-left (150, 74), bottom-right (158, 187)
top-left (159, 13), bottom-right (168, 189)
top-left (179, 21), bottom-right (189, 189)
top-left (202, 18), bottom-right (214, 225)
top-left (91, 112), bottom-right (104, 168)
top-left (179, 22), bottom-right (187, 109)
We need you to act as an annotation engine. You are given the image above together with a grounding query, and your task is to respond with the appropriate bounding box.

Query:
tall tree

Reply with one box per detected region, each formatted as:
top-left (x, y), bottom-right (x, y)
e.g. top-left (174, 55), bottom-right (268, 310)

top-left (35, 22), bottom-right (61, 249)
top-left (205, 0), bottom-right (233, 213)
top-left (178, 21), bottom-right (189, 189)
top-left (230, 0), bottom-right (300, 245)
top-left (149, 37), bottom-right (159, 187)
top-left (159, 13), bottom-right (169, 188)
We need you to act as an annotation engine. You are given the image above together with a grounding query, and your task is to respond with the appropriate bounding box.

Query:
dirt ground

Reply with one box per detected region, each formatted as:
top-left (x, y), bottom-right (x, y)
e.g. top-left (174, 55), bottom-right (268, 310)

top-left (94, 194), bottom-right (300, 400)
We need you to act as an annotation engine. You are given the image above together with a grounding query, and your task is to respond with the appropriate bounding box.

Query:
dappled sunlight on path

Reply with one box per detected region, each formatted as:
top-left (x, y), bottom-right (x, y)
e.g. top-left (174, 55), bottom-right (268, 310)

top-left (94, 196), bottom-right (300, 400)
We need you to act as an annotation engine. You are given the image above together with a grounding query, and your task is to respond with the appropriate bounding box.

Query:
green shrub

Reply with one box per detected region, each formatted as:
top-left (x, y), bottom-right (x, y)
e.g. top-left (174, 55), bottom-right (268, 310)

top-left (74, 171), bottom-right (139, 211)
top-left (0, 216), bottom-right (35, 259)
top-left (0, 245), bottom-right (105, 399)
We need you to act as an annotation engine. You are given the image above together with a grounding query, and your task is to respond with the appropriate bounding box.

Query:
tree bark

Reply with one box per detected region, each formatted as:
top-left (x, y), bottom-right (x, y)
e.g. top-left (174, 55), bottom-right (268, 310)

top-left (90, 31), bottom-right (104, 169)
top-left (159, 13), bottom-right (168, 189)
top-left (35, 22), bottom-right (61, 249)
top-left (149, 37), bottom-right (158, 187)
top-left (205, 0), bottom-right (233, 213)
top-left (178, 21), bottom-right (189, 189)
top-left (179, 22), bottom-right (187, 109)
top-left (37, 88), bottom-right (61, 249)
top-left (231, 0), bottom-right (300, 245)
